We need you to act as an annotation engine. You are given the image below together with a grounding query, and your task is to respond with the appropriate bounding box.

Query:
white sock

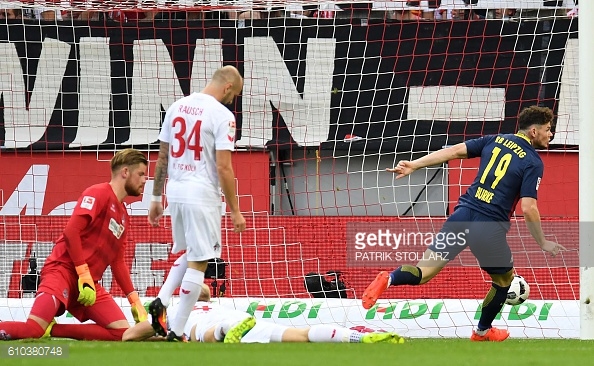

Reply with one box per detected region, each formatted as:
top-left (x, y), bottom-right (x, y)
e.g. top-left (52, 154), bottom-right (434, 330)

top-left (307, 325), bottom-right (357, 343)
top-left (158, 253), bottom-right (188, 307)
top-left (170, 268), bottom-right (204, 335)
top-left (475, 328), bottom-right (489, 336)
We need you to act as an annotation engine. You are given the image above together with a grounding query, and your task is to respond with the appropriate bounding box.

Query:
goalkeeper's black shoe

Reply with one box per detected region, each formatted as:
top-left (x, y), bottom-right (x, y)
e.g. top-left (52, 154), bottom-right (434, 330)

top-left (148, 298), bottom-right (167, 337)
top-left (166, 331), bottom-right (187, 342)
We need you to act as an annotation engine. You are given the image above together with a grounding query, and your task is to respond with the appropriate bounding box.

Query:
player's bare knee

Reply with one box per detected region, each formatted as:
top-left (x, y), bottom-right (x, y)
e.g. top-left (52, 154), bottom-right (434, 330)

top-left (502, 270), bottom-right (515, 286)
top-left (418, 265), bottom-right (443, 284)
top-left (417, 249), bottom-right (448, 281)
top-left (490, 270), bottom-right (514, 287)
top-left (281, 328), bottom-right (309, 342)
top-left (419, 272), bottom-right (436, 285)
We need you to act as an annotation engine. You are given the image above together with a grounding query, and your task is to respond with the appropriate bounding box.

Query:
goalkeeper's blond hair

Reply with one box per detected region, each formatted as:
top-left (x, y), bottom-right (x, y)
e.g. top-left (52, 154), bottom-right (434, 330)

top-left (110, 148), bottom-right (148, 174)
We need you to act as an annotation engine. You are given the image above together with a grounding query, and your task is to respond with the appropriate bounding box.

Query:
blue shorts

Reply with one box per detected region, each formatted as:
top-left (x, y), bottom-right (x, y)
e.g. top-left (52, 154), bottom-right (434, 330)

top-left (428, 207), bottom-right (513, 275)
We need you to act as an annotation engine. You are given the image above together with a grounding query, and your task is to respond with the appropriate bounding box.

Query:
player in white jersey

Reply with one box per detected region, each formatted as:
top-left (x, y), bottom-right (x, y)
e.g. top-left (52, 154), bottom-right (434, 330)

top-left (122, 284), bottom-right (405, 345)
top-left (147, 65), bottom-right (247, 342)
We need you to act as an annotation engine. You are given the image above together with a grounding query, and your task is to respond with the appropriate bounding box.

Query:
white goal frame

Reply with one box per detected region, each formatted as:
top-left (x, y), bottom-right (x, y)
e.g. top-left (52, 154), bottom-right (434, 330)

top-left (579, 0), bottom-right (594, 341)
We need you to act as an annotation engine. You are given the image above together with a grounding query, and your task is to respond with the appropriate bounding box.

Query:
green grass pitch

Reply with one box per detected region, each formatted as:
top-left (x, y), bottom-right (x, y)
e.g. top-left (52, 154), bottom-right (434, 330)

top-left (2, 339), bottom-right (594, 366)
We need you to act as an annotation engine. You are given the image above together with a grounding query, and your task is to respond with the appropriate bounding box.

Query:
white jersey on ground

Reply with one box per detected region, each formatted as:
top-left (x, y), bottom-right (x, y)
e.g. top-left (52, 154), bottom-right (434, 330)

top-left (159, 92), bottom-right (236, 205)
top-left (165, 302), bottom-right (288, 343)
top-left (166, 302), bottom-right (248, 340)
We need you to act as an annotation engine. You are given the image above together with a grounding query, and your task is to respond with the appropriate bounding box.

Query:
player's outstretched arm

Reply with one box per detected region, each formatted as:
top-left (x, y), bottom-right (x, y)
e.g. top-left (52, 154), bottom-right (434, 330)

top-left (521, 197), bottom-right (567, 256)
top-left (216, 150), bottom-right (246, 233)
top-left (387, 142), bottom-right (468, 179)
top-left (148, 141), bottom-right (168, 227)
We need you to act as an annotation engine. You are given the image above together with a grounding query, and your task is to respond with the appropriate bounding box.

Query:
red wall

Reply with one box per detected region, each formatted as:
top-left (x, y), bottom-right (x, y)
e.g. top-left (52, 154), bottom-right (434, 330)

top-left (0, 151), bottom-right (270, 214)
top-left (2, 216), bottom-right (578, 300)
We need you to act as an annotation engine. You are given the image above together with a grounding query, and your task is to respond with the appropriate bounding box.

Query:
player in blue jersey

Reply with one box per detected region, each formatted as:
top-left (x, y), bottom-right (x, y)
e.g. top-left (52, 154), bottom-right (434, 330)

top-left (362, 105), bottom-right (566, 342)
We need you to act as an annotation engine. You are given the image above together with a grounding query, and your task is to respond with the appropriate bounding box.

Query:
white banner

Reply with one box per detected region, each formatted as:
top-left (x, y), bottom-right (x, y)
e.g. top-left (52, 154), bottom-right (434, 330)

top-left (0, 297), bottom-right (579, 339)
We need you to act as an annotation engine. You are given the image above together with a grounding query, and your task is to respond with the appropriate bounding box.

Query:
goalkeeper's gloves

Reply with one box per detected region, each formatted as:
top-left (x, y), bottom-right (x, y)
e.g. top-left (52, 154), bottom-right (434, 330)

top-left (75, 264), bottom-right (96, 307)
top-left (128, 291), bottom-right (148, 323)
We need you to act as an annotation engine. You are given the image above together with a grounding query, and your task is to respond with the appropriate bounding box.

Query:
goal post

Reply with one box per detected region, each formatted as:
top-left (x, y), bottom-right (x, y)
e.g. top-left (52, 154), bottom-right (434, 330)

top-left (0, 0), bottom-right (584, 339)
top-left (579, 0), bottom-right (594, 341)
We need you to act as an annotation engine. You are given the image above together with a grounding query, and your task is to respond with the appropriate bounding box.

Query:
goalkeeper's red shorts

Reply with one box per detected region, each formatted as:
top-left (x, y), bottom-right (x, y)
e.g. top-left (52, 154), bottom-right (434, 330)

top-left (35, 266), bottom-right (127, 326)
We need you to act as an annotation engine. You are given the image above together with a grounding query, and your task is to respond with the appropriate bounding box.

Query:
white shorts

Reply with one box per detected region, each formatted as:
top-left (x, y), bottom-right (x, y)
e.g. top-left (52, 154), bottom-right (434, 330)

top-left (187, 313), bottom-right (288, 344)
top-left (241, 322), bottom-right (289, 343)
top-left (168, 202), bottom-right (222, 261)
top-left (187, 308), bottom-right (247, 342)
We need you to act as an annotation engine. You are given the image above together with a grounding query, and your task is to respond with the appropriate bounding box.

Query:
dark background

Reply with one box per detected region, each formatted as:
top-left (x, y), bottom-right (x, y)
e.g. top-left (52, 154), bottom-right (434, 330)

top-left (0, 18), bottom-right (578, 152)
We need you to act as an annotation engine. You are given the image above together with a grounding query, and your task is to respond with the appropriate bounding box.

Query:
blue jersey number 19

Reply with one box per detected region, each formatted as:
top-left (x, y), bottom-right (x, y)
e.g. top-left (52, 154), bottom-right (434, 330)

top-left (479, 146), bottom-right (512, 189)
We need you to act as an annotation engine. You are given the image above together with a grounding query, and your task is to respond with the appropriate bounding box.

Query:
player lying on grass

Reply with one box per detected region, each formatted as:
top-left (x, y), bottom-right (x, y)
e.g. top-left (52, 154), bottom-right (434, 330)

top-left (122, 283), bottom-right (404, 344)
top-left (362, 106), bottom-right (566, 342)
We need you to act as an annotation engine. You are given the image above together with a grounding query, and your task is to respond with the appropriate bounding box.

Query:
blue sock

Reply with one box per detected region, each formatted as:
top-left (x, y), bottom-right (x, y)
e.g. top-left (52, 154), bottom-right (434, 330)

top-left (477, 283), bottom-right (510, 331)
top-left (389, 265), bottom-right (422, 286)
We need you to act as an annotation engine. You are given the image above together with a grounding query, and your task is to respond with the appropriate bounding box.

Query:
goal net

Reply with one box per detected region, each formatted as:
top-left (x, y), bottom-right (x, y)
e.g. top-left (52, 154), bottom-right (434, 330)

top-left (0, 0), bottom-right (580, 338)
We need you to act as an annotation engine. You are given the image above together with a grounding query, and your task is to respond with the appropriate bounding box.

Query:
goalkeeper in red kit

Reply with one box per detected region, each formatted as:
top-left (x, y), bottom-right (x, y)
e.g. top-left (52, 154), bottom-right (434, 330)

top-left (0, 149), bottom-right (149, 341)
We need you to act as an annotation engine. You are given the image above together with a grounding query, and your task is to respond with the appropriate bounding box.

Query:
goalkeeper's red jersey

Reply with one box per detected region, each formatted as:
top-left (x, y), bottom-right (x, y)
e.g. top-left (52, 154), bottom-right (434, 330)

top-left (44, 183), bottom-right (129, 282)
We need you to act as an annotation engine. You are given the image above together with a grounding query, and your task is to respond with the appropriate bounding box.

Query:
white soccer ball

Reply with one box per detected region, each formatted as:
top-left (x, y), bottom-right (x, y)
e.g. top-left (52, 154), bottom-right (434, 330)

top-left (506, 275), bottom-right (530, 305)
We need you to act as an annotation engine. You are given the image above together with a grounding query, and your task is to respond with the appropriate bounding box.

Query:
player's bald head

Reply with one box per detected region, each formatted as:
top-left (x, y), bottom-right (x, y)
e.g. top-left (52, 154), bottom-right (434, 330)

top-left (212, 65), bottom-right (243, 89)
top-left (207, 65), bottom-right (243, 105)
top-left (198, 284), bottom-right (211, 302)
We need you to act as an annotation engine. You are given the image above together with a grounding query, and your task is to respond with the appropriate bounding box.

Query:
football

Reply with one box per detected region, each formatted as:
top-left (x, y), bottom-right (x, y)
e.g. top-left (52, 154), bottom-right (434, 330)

top-left (506, 275), bottom-right (530, 305)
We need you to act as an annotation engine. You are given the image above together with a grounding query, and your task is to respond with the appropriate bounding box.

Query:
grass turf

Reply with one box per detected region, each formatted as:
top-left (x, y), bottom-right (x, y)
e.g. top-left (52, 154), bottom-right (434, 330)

top-left (2, 339), bottom-right (594, 366)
